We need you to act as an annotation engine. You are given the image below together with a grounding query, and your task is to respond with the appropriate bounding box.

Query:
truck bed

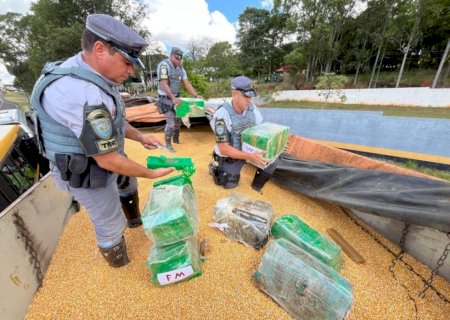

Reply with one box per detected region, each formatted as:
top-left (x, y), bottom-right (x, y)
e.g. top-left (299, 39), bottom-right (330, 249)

top-left (25, 126), bottom-right (450, 319)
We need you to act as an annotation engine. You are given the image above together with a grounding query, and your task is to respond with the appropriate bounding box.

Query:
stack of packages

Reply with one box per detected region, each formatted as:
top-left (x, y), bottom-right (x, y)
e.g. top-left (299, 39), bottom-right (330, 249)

top-left (240, 122), bottom-right (289, 168)
top-left (142, 156), bottom-right (202, 286)
top-left (254, 214), bottom-right (353, 319)
top-left (176, 98), bottom-right (205, 128)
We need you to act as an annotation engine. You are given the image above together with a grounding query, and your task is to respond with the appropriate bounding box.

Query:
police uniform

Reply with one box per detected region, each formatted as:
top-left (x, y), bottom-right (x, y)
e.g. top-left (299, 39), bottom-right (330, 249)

top-left (209, 76), bottom-right (279, 191)
top-left (30, 14), bottom-right (147, 268)
top-left (156, 47), bottom-right (188, 151)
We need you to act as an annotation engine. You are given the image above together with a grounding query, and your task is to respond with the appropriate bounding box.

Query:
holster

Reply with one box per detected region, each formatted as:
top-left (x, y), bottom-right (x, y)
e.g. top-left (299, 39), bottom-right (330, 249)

top-left (209, 160), bottom-right (240, 188)
top-left (156, 96), bottom-right (174, 114)
top-left (54, 153), bottom-right (108, 189)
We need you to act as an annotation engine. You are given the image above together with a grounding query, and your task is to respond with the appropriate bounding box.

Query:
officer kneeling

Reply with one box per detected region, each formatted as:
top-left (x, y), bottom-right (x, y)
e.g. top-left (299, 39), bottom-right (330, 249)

top-left (209, 76), bottom-right (278, 191)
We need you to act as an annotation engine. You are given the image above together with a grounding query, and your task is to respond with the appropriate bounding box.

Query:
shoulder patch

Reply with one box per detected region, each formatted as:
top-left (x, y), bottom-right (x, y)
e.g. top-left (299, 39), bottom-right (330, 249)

top-left (214, 119), bottom-right (229, 143)
top-left (87, 109), bottom-right (113, 139)
top-left (159, 65), bottom-right (169, 80)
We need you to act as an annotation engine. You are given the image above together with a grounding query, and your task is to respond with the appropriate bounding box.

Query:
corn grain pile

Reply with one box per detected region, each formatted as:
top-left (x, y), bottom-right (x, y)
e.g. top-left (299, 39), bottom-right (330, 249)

top-left (26, 126), bottom-right (450, 320)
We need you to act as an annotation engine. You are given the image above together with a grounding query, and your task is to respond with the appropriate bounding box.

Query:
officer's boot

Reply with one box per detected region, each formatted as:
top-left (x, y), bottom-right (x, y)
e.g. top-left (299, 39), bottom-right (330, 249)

top-left (120, 191), bottom-right (142, 228)
top-left (99, 236), bottom-right (130, 268)
top-left (165, 130), bottom-right (176, 152)
top-left (173, 129), bottom-right (180, 144)
top-left (251, 169), bottom-right (272, 192)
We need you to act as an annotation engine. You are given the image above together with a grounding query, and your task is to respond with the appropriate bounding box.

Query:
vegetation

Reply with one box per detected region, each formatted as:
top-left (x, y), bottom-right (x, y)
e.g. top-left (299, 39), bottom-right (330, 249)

top-left (2, 0), bottom-right (448, 93)
top-left (4, 91), bottom-right (30, 111)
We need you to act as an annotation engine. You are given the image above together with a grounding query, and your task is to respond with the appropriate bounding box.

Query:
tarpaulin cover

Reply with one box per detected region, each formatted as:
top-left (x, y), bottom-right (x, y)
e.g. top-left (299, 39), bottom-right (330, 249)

top-left (272, 154), bottom-right (450, 233)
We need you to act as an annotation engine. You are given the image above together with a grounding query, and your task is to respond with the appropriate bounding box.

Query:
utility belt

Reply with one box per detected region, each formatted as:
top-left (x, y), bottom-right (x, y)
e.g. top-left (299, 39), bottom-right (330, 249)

top-left (213, 152), bottom-right (238, 164)
top-left (53, 153), bottom-right (109, 189)
top-left (156, 94), bottom-right (180, 114)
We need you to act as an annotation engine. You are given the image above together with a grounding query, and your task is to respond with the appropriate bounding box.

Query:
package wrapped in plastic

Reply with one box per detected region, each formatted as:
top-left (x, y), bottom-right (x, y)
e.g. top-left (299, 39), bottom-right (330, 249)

top-left (241, 122), bottom-right (289, 169)
top-left (254, 238), bottom-right (353, 320)
top-left (147, 237), bottom-right (202, 286)
top-left (176, 98), bottom-right (205, 118)
top-left (271, 214), bottom-right (343, 271)
top-left (142, 183), bottom-right (198, 246)
top-left (213, 193), bottom-right (273, 249)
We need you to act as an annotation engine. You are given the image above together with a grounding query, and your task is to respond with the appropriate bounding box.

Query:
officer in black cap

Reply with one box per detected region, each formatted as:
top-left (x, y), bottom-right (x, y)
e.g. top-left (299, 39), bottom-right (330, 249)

top-left (30, 14), bottom-right (175, 268)
top-left (209, 76), bottom-right (279, 191)
top-left (156, 46), bottom-right (200, 152)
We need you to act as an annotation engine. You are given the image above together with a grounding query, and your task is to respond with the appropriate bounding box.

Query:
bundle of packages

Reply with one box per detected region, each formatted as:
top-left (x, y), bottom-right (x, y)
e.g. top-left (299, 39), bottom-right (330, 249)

top-left (241, 122), bottom-right (289, 169)
top-left (176, 98), bottom-right (205, 118)
top-left (142, 182), bottom-right (198, 246)
top-left (271, 214), bottom-right (343, 271)
top-left (147, 236), bottom-right (202, 286)
top-left (254, 238), bottom-right (353, 319)
top-left (212, 193), bottom-right (273, 249)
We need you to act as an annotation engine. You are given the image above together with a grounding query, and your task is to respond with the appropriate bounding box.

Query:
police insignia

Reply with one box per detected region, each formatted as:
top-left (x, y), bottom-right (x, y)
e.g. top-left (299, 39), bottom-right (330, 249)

top-left (87, 109), bottom-right (113, 139)
top-left (215, 119), bottom-right (229, 143)
top-left (160, 65), bottom-right (168, 79)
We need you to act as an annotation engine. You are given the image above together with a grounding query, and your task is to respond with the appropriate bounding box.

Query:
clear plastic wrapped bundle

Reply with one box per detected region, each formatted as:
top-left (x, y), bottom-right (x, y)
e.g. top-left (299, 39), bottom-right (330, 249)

top-left (241, 122), bottom-right (289, 169)
top-left (254, 238), bottom-right (353, 320)
top-left (213, 193), bottom-right (273, 249)
top-left (271, 214), bottom-right (343, 271)
top-left (142, 183), bottom-right (198, 246)
top-left (147, 237), bottom-right (202, 286)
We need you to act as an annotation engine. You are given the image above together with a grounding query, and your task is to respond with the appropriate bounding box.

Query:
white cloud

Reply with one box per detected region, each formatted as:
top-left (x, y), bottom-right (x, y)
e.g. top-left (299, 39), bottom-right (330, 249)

top-left (143, 0), bottom-right (236, 53)
top-left (0, 0), bottom-right (33, 15)
top-left (260, 0), bottom-right (273, 9)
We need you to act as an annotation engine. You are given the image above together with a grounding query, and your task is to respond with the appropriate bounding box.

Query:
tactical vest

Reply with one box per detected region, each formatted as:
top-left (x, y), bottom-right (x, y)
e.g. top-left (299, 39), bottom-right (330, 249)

top-left (30, 60), bottom-right (126, 162)
top-left (158, 59), bottom-right (183, 96)
top-left (223, 102), bottom-right (256, 150)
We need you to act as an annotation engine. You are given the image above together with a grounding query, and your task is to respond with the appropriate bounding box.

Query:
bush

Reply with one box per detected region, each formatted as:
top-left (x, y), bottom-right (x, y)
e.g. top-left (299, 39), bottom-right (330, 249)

top-left (316, 73), bottom-right (349, 102)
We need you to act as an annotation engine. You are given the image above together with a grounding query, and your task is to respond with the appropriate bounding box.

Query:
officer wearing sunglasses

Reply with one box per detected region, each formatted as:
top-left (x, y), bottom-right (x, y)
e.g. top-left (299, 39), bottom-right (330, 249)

top-left (208, 76), bottom-right (278, 191)
top-left (156, 47), bottom-right (200, 152)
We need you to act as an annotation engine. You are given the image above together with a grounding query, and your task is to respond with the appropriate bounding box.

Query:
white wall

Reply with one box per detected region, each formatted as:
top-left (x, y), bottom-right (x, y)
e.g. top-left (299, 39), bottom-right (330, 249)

top-left (272, 87), bottom-right (450, 108)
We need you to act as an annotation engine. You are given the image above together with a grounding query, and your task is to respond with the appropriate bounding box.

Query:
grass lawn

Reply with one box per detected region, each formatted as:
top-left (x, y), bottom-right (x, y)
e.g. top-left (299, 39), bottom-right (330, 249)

top-left (3, 91), bottom-right (30, 111)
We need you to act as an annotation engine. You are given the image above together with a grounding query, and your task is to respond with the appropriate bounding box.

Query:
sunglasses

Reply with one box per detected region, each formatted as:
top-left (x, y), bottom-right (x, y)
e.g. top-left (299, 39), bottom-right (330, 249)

top-left (237, 88), bottom-right (257, 98)
top-left (174, 54), bottom-right (183, 60)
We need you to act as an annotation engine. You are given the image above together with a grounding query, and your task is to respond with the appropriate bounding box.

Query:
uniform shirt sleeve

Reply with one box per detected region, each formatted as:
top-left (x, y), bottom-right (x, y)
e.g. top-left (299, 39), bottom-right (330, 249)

top-left (181, 67), bottom-right (188, 80)
top-left (210, 107), bottom-right (232, 134)
top-left (157, 61), bottom-right (169, 81)
top-left (42, 76), bottom-right (115, 138)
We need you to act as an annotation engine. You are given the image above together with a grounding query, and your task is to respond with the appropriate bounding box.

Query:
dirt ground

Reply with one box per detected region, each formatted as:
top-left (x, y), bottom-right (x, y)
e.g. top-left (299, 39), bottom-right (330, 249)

top-left (25, 125), bottom-right (450, 320)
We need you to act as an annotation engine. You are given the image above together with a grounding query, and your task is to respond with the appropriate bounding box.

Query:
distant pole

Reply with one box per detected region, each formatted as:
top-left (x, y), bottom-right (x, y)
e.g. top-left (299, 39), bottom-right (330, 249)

top-left (432, 38), bottom-right (450, 88)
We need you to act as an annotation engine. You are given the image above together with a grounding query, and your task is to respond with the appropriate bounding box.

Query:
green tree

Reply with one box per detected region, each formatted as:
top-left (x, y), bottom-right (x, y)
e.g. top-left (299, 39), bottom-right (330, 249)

top-left (0, 0), bottom-right (148, 93)
top-left (203, 41), bottom-right (242, 79)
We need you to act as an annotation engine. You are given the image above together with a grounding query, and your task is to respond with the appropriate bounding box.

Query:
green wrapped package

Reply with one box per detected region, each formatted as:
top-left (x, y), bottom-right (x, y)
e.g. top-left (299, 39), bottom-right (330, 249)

top-left (147, 155), bottom-right (196, 177)
top-left (240, 122), bottom-right (289, 169)
top-left (142, 183), bottom-right (198, 246)
top-left (147, 237), bottom-right (202, 286)
top-left (176, 98), bottom-right (205, 118)
top-left (254, 239), bottom-right (353, 319)
top-left (213, 193), bottom-right (273, 249)
top-left (271, 214), bottom-right (343, 271)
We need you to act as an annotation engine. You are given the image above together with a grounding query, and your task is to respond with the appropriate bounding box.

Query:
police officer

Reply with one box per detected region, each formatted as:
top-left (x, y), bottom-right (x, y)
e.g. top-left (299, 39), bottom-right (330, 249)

top-left (209, 76), bottom-right (278, 191)
top-left (156, 47), bottom-right (199, 152)
top-left (30, 14), bottom-right (175, 268)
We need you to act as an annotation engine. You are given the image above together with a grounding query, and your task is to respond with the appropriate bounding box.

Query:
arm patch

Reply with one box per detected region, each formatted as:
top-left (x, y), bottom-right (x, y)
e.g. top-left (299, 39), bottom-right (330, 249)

top-left (214, 119), bottom-right (229, 143)
top-left (159, 64), bottom-right (169, 80)
top-left (79, 103), bottom-right (118, 156)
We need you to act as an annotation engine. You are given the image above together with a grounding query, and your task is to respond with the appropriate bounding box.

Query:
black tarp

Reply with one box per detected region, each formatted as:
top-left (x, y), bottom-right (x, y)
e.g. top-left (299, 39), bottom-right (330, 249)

top-left (271, 154), bottom-right (450, 233)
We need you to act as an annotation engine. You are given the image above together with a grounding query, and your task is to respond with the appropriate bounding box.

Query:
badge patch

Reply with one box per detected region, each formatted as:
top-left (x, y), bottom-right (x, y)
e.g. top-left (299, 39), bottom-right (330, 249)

top-left (160, 65), bottom-right (168, 79)
top-left (87, 109), bottom-right (113, 139)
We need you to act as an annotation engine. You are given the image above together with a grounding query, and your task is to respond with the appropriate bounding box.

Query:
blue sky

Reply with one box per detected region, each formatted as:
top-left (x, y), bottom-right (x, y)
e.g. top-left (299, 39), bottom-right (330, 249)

top-left (207, 0), bottom-right (270, 22)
